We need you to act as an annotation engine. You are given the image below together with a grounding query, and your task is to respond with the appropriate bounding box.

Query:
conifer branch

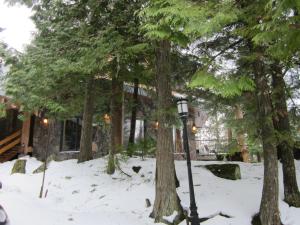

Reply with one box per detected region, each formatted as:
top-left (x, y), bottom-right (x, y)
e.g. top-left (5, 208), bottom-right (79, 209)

top-left (209, 39), bottom-right (242, 62)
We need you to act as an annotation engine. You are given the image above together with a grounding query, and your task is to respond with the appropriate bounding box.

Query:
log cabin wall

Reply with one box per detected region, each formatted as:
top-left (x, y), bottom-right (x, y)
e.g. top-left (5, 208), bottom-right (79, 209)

top-left (0, 108), bottom-right (22, 140)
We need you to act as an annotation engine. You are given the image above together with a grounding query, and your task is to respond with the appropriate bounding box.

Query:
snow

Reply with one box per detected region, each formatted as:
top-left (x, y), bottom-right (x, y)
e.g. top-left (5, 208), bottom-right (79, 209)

top-left (1, 156), bottom-right (300, 225)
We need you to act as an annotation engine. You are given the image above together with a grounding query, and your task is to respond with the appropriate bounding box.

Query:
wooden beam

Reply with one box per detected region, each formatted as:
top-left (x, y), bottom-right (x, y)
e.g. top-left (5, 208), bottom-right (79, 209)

top-left (0, 130), bottom-right (21, 146)
top-left (0, 137), bottom-right (21, 155)
top-left (21, 115), bottom-right (31, 154)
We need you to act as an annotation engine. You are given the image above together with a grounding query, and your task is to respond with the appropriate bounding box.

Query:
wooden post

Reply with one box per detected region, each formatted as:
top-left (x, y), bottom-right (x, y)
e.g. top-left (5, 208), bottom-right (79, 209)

top-left (21, 113), bottom-right (31, 154)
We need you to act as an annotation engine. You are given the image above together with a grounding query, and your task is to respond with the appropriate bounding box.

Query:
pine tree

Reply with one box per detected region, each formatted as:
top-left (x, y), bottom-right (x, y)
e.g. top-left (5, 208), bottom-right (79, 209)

top-left (271, 62), bottom-right (300, 207)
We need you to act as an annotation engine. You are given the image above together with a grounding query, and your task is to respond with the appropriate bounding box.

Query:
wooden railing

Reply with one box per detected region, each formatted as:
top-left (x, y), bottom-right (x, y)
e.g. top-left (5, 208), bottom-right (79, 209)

top-left (0, 130), bottom-right (22, 155)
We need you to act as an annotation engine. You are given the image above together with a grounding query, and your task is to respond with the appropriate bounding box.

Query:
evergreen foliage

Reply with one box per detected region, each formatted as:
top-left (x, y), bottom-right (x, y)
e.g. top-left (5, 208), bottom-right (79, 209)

top-left (1, 0), bottom-right (300, 223)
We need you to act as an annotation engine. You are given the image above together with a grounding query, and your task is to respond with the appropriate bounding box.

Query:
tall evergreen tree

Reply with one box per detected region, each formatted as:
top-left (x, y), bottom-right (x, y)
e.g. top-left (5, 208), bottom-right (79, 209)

top-left (271, 62), bottom-right (300, 207)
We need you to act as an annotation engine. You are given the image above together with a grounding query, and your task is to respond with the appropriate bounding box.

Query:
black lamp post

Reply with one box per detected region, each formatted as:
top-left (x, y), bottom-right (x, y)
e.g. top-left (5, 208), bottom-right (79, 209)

top-left (177, 98), bottom-right (200, 225)
top-left (39, 118), bottom-right (50, 198)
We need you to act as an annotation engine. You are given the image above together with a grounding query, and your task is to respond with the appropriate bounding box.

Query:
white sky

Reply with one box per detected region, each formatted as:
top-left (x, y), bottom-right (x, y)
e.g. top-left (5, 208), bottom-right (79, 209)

top-left (0, 0), bottom-right (35, 51)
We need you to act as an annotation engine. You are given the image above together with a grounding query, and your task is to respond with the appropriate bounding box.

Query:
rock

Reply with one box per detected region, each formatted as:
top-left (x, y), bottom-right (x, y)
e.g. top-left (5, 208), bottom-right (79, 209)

top-left (11, 159), bottom-right (26, 174)
top-left (132, 166), bottom-right (142, 173)
top-left (216, 154), bottom-right (225, 161)
top-left (33, 155), bottom-right (55, 174)
top-left (205, 164), bottom-right (241, 180)
top-left (33, 164), bottom-right (46, 174)
top-left (0, 205), bottom-right (9, 225)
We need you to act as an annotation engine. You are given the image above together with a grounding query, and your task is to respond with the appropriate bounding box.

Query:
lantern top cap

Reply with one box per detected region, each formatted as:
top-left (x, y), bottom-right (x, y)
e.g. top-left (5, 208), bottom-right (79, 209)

top-left (176, 98), bottom-right (188, 103)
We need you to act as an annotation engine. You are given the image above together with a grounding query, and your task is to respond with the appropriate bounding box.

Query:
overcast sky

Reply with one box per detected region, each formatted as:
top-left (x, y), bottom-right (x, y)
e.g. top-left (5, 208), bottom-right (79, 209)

top-left (0, 0), bottom-right (35, 51)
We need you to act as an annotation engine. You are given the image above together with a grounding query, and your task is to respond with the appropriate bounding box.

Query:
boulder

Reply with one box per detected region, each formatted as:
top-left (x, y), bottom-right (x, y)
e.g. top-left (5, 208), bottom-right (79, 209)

top-left (11, 159), bottom-right (26, 174)
top-left (33, 155), bottom-right (55, 174)
top-left (205, 164), bottom-right (241, 180)
top-left (33, 164), bottom-right (46, 174)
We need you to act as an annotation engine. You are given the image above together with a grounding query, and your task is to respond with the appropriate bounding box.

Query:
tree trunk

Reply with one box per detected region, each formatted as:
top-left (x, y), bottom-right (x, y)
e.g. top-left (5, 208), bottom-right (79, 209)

top-left (142, 118), bottom-right (147, 159)
top-left (175, 129), bottom-right (183, 154)
top-left (227, 128), bottom-right (233, 144)
top-left (127, 78), bottom-right (139, 155)
top-left (107, 73), bottom-right (124, 174)
top-left (150, 40), bottom-right (183, 224)
top-left (254, 56), bottom-right (281, 225)
top-left (214, 112), bottom-right (221, 152)
top-left (234, 105), bottom-right (250, 162)
top-left (78, 77), bottom-right (95, 163)
top-left (271, 63), bottom-right (300, 207)
top-left (257, 152), bottom-right (262, 162)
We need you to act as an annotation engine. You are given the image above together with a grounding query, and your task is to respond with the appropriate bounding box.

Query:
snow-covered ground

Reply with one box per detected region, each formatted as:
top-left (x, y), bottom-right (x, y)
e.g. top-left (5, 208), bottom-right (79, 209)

top-left (0, 156), bottom-right (300, 225)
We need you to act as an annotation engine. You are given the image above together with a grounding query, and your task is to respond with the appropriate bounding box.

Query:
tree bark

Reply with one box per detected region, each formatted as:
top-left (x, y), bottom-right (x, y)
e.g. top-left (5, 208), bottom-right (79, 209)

top-left (111, 76), bottom-right (123, 152)
top-left (227, 128), bottom-right (233, 144)
top-left (175, 129), bottom-right (183, 154)
top-left (150, 40), bottom-right (183, 224)
top-left (254, 56), bottom-right (281, 225)
top-left (271, 63), bottom-right (300, 207)
top-left (107, 73), bottom-right (124, 174)
top-left (127, 78), bottom-right (139, 155)
top-left (142, 118), bottom-right (147, 159)
top-left (78, 77), bottom-right (95, 163)
top-left (234, 105), bottom-right (250, 162)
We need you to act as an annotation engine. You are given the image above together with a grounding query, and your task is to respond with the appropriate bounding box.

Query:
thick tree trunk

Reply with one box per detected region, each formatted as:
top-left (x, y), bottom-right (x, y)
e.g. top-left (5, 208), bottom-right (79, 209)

top-left (111, 76), bottom-right (123, 151)
top-left (78, 77), bottom-right (95, 163)
top-left (175, 129), bottom-right (183, 153)
top-left (227, 128), bottom-right (233, 144)
top-left (257, 152), bottom-right (262, 162)
top-left (234, 105), bottom-right (250, 162)
top-left (107, 73), bottom-right (124, 174)
top-left (142, 118), bottom-right (147, 159)
top-left (254, 57), bottom-right (281, 225)
top-left (151, 40), bottom-right (183, 224)
top-left (271, 63), bottom-right (300, 207)
top-left (127, 78), bottom-right (139, 155)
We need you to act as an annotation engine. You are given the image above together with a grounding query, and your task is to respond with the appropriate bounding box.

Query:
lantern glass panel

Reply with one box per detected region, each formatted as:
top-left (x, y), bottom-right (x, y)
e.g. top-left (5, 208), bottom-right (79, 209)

top-left (182, 101), bottom-right (188, 113)
top-left (177, 102), bottom-right (183, 114)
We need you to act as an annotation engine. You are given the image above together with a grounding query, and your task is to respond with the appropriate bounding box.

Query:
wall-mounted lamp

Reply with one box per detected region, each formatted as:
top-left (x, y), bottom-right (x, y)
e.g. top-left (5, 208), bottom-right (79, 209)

top-left (155, 121), bottom-right (159, 129)
top-left (43, 118), bottom-right (48, 126)
top-left (103, 114), bottom-right (111, 124)
top-left (192, 123), bottom-right (197, 134)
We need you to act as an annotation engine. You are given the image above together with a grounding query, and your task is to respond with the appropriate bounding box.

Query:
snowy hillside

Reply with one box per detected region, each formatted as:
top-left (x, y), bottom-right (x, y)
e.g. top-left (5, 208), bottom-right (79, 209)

top-left (1, 157), bottom-right (300, 225)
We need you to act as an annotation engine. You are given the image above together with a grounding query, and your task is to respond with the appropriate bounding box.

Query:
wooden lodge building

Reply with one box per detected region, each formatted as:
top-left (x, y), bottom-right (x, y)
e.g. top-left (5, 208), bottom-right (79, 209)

top-left (0, 80), bottom-right (207, 163)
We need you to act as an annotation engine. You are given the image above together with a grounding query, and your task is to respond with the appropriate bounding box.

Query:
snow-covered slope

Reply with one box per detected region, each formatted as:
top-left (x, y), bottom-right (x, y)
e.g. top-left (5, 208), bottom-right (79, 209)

top-left (0, 157), bottom-right (300, 225)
